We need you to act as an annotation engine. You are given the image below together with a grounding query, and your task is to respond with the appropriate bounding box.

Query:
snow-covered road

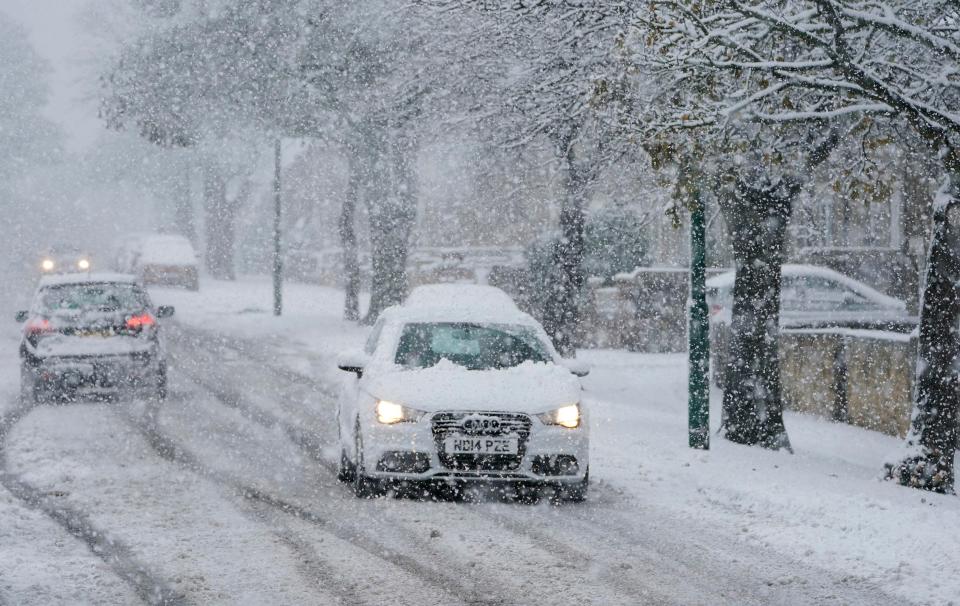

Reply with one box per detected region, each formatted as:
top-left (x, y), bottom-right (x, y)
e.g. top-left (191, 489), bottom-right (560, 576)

top-left (0, 316), bottom-right (911, 605)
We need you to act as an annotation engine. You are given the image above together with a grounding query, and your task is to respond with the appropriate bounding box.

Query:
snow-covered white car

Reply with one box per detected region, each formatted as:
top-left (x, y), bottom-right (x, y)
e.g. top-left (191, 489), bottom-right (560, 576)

top-left (336, 284), bottom-right (590, 501)
top-left (16, 273), bottom-right (175, 402)
top-left (706, 264), bottom-right (915, 387)
top-left (115, 234), bottom-right (200, 291)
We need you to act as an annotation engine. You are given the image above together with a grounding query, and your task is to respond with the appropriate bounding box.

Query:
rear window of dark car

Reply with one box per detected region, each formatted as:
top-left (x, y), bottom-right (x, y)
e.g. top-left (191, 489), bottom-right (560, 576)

top-left (38, 283), bottom-right (148, 315)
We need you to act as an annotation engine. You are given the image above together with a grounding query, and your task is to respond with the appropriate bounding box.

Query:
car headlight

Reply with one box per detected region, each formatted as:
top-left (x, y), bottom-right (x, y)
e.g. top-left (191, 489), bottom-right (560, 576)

top-left (375, 399), bottom-right (424, 424)
top-left (77, 258), bottom-right (90, 270)
top-left (41, 259), bottom-right (55, 271)
top-left (537, 403), bottom-right (581, 429)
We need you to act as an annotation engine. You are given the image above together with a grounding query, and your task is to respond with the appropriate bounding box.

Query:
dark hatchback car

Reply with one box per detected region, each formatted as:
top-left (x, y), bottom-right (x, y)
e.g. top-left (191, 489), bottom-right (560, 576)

top-left (16, 273), bottom-right (174, 402)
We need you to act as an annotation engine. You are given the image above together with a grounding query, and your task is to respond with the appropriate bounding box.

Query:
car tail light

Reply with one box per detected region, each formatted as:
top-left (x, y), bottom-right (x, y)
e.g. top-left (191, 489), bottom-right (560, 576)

top-left (125, 313), bottom-right (156, 330)
top-left (709, 304), bottom-right (723, 317)
top-left (25, 318), bottom-right (53, 335)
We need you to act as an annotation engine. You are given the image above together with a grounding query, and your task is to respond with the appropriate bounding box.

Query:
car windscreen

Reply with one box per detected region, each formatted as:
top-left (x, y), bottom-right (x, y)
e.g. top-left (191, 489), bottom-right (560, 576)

top-left (394, 322), bottom-right (552, 370)
top-left (38, 283), bottom-right (147, 316)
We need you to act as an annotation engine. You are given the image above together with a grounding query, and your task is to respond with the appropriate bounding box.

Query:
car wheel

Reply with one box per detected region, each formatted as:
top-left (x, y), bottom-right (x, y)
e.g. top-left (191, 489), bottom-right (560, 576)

top-left (353, 424), bottom-right (382, 498)
top-left (555, 469), bottom-right (589, 503)
top-left (156, 366), bottom-right (168, 401)
top-left (337, 449), bottom-right (356, 483)
top-left (19, 363), bottom-right (39, 404)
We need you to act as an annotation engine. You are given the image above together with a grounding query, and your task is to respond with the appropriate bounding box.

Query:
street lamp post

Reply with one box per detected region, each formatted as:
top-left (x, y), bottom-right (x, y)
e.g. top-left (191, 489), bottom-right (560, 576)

top-left (273, 138), bottom-right (283, 317)
top-left (688, 189), bottom-right (710, 449)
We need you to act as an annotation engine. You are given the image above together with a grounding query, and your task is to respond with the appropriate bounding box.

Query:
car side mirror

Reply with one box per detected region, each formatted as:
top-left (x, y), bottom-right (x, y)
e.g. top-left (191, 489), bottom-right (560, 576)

top-left (563, 359), bottom-right (590, 377)
top-left (14, 310), bottom-right (28, 323)
top-left (157, 305), bottom-right (175, 318)
top-left (338, 350), bottom-right (370, 377)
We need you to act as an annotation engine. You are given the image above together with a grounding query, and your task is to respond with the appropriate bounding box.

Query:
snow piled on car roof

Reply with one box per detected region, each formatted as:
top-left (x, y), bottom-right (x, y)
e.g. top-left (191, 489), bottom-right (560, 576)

top-left (38, 272), bottom-right (139, 287)
top-left (389, 283), bottom-right (533, 324)
top-left (139, 234), bottom-right (198, 265)
top-left (705, 264), bottom-right (906, 310)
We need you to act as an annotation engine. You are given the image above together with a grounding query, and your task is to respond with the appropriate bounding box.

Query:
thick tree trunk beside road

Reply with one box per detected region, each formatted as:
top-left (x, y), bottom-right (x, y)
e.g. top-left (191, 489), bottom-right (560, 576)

top-left (541, 144), bottom-right (588, 357)
top-left (887, 179), bottom-right (960, 493)
top-left (340, 155), bottom-right (362, 321)
top-left (203, 163), bottom-right (237, 281)
top-left (363, 130), bottom-right (416, 324)
top-left (719, 177), bottom-right (799, 451)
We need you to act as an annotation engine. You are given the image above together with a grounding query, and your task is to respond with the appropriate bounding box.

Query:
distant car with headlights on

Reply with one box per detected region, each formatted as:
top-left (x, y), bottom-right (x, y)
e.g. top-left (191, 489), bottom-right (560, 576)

top-left (38, 246), bottom-right (93, 275)
top-left (16, 273), bottom-right (174, 402)
top-left (335, 284), bottom-right (590, 501)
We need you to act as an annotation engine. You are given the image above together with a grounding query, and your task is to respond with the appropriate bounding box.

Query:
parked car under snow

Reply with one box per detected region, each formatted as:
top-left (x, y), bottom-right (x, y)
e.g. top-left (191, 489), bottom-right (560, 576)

top-left (706, 264), bottom-right (916, 388)
top-left (114, 234), bottom-right (199, 291)
top-left (335, 284), bottom-right (590, 501)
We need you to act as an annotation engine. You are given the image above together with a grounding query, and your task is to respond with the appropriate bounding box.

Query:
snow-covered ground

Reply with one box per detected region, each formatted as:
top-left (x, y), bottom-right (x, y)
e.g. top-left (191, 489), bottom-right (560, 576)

top-left (1, 275), bottom-right (957, 605)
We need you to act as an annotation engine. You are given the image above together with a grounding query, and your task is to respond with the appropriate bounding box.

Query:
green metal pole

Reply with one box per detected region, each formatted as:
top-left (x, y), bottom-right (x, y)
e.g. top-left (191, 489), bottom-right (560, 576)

top-left (688, 191), bottom-right (710, 449)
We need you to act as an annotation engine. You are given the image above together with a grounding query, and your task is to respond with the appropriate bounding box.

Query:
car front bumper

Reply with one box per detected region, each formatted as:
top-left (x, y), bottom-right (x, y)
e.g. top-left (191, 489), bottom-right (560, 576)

top-left (357, 411), bottom-right (589, 484)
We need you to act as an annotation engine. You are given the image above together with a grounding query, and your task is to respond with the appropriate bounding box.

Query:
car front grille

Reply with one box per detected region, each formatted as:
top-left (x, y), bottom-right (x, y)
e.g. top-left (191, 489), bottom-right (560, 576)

top-left (431, 411), bottom-right (532, 471)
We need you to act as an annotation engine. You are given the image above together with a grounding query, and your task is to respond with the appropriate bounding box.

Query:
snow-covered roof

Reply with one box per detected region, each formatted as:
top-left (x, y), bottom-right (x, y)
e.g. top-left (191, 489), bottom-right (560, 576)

top-left (139, 234), bottom-right (198, 265)
top-left (705, 264), bottom-right (906, 310)
top-left (38, 272), bottom-right (139, 288)
top-left (404, 284), bottom-right (521, 313)
top-left (385, 284), bottom-right (534, 326)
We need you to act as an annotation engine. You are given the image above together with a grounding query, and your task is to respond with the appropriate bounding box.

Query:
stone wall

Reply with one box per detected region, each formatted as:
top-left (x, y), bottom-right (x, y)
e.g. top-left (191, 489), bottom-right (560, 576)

top-left (780, 329), bottom-right (914, 437)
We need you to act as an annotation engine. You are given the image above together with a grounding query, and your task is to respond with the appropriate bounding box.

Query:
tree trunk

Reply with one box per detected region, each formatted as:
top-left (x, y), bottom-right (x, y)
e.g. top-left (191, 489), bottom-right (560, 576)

top-left (340, 155), bottom-right (361, 321)
top-left (203, 162), bottom-right (236, 281)
top-left (172, 154), bottom-right (196, 246)
top-left (363, 129), bottom-right (416, 324)
top-left (541, 144), bottom-right (588, 357)
top-left (719, 177), bottom-right (798, 450)
top-left (886, 178), bottom-right (960, 493)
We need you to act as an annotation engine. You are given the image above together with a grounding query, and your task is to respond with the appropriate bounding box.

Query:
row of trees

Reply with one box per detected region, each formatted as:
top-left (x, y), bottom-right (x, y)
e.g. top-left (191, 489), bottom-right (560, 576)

top-left (101, 0), bottom-right (479, 322)
top-left (433, 0), bottom-right (960, 492)
top-left (100, 0), bottom-right (960, 492)
top-left (635, 0), bottom-right (960, 492)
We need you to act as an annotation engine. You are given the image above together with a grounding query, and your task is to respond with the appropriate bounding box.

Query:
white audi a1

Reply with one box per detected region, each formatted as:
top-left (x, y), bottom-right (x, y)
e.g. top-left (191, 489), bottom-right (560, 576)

top-left (335, 284), bottom-right (590, 501)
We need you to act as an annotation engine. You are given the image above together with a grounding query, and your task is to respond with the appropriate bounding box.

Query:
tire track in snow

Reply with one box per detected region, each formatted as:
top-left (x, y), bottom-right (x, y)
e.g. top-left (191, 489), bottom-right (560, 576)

top-left (114, 399), bottom-right (361, 605)
top-left (166, 332), bottom-right (543, 604)
top-left (118, 391), bottom-right (504, 606)
top-left (171, 327), bottom-right (907, 606)
top-left (0, 399), bottom-right (184, 606)
top-left (168, 328), bottom-right (678, 604)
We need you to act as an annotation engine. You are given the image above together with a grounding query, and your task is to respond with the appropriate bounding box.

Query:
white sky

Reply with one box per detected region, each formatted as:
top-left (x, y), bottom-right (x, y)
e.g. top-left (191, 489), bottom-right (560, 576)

top-left (1, 0), bottom-right (102, 152)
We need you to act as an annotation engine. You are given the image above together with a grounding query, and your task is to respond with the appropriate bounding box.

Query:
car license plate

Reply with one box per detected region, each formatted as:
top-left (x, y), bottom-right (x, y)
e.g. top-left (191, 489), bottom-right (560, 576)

top-left (79, 329), bottom-right (112, 338)
top-left (444, 435), bottom-right (519, 455)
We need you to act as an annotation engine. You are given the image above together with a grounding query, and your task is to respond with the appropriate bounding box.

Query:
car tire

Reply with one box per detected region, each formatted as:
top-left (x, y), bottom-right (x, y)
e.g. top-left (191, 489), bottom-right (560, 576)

top-left (337, 449), bottom-right (356, 483)
top-left (19, 362), bottom-right (39, 404)
top-left (156, 367), bottom-right (167, 401)
top-left (353, 425), bottom-right (383, 498)
top-left (556, 470), bottom-right (589, 503)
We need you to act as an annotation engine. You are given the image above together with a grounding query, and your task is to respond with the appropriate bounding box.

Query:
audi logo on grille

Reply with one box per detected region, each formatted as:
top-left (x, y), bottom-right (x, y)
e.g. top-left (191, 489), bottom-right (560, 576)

top-left (461, 415), bottom-right (501, 435)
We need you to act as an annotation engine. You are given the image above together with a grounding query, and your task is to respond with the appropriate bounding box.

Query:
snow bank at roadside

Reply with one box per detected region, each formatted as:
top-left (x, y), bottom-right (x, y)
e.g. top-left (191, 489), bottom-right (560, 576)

top-left (582, 350), bottom-right (960, 606)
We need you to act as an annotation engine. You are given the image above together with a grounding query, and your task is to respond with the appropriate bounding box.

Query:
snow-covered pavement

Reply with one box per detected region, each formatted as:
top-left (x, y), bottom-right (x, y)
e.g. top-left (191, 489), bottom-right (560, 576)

top-left (1, 277), bottom-right (957, 605)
